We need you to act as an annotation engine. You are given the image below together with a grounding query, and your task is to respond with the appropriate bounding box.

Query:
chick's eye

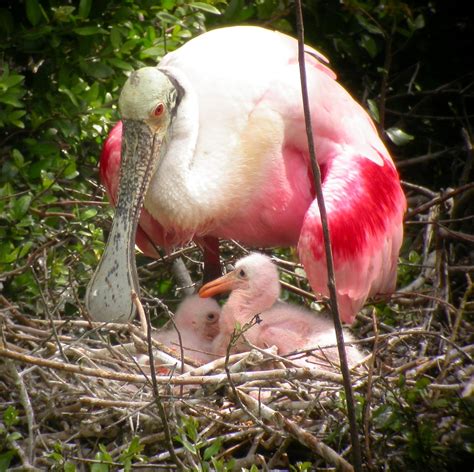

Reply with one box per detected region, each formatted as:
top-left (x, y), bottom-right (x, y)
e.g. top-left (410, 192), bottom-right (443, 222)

top-left (153, 103), bottom-right (164, 117)
top-left (239, 269), bottom-right (246, 278)
top-left (207, 313), bottom-right (216, 321)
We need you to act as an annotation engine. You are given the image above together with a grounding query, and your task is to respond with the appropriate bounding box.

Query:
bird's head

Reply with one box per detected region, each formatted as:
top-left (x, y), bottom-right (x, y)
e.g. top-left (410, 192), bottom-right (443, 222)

top-left (85, 67), bottom-right (182, 323)
top-left (199, 253), bottom-right (281, 313)
top-left (176, 295), bottom-right (221, 341)
top-left (119, 67), bottom-right (180, 128)
top-left (117, 68), bottom-right (182, 206)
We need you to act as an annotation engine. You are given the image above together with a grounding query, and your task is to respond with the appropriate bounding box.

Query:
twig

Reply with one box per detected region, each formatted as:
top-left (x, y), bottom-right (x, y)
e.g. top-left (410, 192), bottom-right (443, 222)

top-left (405, 182), bottom-right (474, 220)
top-left (362, 310), bottom-right (378, 470)
top-left (294, 2), bottom-right (362, 470)
top-left (397, 147), bottom-right (459, 168)
top-left (222, 322), bottom-right (280, 435)
top-left (8, 361), bottom-right (36, 465)
top-left (132, 292), bottom-right (184, 470)
top-left (0, 346), bottom-right (344, 385)
top-left (171, 258), bottom-right (196, 296)
top-left (31, 268), bottom-right (67, 361)
top-left (238, 390), bottom-right (354, 471)
top-left (459, 127), bottom-right (473, 185)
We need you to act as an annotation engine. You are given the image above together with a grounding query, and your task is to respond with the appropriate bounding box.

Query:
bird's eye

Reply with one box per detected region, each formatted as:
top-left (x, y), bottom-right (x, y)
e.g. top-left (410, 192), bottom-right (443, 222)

top-left (153, 103), bottom-right (165, 117)
top-left (238, 269), bottom-right (246, 278)
top-left (207, 312), bottom-right (216, 321)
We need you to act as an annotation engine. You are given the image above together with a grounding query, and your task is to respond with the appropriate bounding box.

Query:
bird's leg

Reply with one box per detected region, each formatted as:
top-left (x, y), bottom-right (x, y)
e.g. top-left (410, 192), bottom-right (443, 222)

top-left (201, 236), bottom-right (222, 283)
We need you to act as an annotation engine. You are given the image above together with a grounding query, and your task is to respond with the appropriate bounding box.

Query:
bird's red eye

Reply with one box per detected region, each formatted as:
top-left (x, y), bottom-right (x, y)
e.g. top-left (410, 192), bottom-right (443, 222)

top-left (154, 103), bottom-right (164, 117)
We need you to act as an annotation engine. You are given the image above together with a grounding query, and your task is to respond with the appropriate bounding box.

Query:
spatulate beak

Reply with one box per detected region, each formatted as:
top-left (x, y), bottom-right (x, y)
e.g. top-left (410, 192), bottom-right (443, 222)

top-left (199, 271), bottom-right (239, 299)
top-left (85, 120), bottom-right (164, 322)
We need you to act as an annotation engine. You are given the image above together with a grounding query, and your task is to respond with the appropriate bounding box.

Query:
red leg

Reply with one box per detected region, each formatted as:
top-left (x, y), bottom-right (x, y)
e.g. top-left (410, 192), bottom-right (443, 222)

top-left (201, 236), bottom-right (222, 283)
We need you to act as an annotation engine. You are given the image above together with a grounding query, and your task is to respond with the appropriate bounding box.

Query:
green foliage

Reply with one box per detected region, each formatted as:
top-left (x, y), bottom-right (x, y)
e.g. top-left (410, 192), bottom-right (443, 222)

top-left (92, 444), bottom-right (114, 471)
top-left (397, 250), bottom-right (422, 287)
top-left (48, 442), bottom-right (77, 472)
top-left (0, 0), bottom-right (224, 314)
top-left (0, 65), bottom-right (26, 128)
top-left (0, 407), bottom-right (21, 472)
top-left (119, 436), bottom-right (146, 471)
top-left (290, 462), bottom-right (313, 472)
top-left (370, 375), bottom-right (474, 470)
top-left (174, 415), bottom-right (235, 471)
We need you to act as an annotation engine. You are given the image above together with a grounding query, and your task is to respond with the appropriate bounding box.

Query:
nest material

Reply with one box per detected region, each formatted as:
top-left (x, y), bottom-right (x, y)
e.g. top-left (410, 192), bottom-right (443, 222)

top-left (1, 283), bottom-right (473, 471)
top-left (1, 180), bottom-right (474, 470)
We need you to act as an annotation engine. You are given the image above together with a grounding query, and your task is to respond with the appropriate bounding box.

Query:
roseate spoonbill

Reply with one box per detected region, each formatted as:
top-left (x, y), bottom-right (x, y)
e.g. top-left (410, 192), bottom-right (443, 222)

top-left (86, 26), bottom-right (406, 324)
top-left (151, 295), bottom-right (221, 364)
top-left (199, 253), bottom-right (363, 369)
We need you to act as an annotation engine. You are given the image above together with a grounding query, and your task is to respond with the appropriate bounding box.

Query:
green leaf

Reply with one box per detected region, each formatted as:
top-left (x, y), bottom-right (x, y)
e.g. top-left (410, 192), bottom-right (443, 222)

top-left (80, 208), bottom-right (98, 220)
top-left (91, 463), bottom-right (110, 472)
top-left (58, 86), bottom-right (79, 107)
top-left (355, 13), bottom-right (384, 35)
top-left (25, 0), bottom-right (42, 26)
top-left (181, 437), bottom-right (197, 455)
top-left (78, 0), bottom-right (92, 19)
top-left (8, 110), bottom-right (26, 128)
top-left (203, 438), bottom-right (222, 460)
top-left (12, 194), bottom-right (32, 220)
top-left (386, 127), bottom-right (415, 146)
top-left (140, 46), bottom-right (165, 58)
top-left (81, 61), bottom-right (114, 79)
top-left (140, 46), bottom-right (164, 57)
top-left (409, 14), bottom-right (425, 31)
top-left (3, 405), bottom-right (20, 427)
top-left (74, 26), bottom-right (108, 36)
top-left (64, 462), bottom-right (77, 472)
top-left (0, 93), bottom-right (24, 108)
top-left (0, 8), bottom-right (14, 36)
top-left (0, 242), bottom-right (18, 263)
top-left (0, 451), bottom-right (16, 471)
top-left (189, 2), bottom-right (221, 15)
top-left (108, 58), bottom-right (134, 71)
top-left (367, 99), bottom-right (380, 123)
top-left (110, 27), bottom-right (122, 49)
top-left (3, 74), bottom-right (25, 88)
top-left (18, 241), bottom-right (33, 259)
top-left (53, 6), bottom-right (75, 22)
top-left (360, 34), bottom-right (378, 58)
top-left (64, 161), bottom-right (78, 179)
top-left (162, 0), bottom-right (176, 9)
top-left (8, 431), bottom-right (22, 441)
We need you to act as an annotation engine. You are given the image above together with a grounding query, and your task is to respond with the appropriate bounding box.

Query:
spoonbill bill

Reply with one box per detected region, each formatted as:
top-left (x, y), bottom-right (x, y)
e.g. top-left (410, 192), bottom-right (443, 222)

top-left (199, 253), bottom-right (363, 369)
top-left (86, 26), bottom-right (405, 324)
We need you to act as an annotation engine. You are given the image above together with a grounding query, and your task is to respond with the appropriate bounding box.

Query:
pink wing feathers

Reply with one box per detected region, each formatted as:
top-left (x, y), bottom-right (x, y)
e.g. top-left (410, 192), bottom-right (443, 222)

top-left (296, 62), bottom-right (406, 323)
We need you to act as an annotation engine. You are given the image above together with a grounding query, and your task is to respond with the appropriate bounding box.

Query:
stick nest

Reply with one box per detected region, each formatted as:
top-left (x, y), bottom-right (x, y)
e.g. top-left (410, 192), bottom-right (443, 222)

top-left (1, 180), bottom-right (474, 471)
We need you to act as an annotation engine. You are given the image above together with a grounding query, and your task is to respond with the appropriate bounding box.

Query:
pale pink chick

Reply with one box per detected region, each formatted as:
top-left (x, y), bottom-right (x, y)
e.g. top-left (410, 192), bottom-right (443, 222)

top-left (199, 253), bottom-right (363, 370)
top-left (152, 295), bottom-right (221, 364)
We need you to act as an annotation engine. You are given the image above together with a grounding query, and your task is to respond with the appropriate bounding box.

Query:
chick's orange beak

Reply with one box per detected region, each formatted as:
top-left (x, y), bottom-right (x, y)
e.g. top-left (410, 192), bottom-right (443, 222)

top-left (198, 271), bottom-right (238, 298)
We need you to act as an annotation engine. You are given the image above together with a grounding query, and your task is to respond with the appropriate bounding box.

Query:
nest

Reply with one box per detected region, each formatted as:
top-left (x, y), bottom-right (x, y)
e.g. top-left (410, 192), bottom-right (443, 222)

top-left (1, 274), bottom-right (473, 471)
top-left (1, 179), bottom-right (473, 471)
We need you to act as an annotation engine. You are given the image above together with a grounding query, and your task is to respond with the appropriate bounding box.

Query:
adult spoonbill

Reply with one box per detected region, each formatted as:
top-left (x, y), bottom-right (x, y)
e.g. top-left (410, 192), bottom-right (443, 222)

top-left (86, 26), bottom-right (406, 324)
top-left (150, 295), bottom-right (221, 364)
top-left (199, 253), bottom-right (364, 369)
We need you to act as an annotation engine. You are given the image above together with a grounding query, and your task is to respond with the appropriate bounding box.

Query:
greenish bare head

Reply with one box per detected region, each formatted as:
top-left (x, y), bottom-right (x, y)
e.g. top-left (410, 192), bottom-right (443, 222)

top-left (119, 67), bottom-right (179, 126)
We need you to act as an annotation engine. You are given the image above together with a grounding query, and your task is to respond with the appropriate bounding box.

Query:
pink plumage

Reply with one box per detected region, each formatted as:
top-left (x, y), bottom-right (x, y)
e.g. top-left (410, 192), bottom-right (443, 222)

top-left (151, 295), bottom-right (221, 364)
top-left (93, 26), bottom-right (405, 324)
